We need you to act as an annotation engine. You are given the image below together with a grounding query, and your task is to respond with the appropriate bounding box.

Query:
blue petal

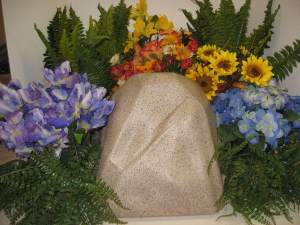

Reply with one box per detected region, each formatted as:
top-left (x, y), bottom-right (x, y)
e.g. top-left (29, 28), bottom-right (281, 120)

top-left (246, 130), bottom-right (259, 145)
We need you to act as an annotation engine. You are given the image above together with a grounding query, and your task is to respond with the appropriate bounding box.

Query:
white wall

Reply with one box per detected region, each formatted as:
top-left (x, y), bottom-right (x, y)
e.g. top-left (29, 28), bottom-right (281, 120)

top-left (1, 0), bottom-right (68, 87)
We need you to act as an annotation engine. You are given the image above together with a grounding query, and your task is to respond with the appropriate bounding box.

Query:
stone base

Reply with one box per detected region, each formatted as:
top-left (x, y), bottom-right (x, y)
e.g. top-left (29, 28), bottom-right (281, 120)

top-left (97, 73), bottom-right (223, 218)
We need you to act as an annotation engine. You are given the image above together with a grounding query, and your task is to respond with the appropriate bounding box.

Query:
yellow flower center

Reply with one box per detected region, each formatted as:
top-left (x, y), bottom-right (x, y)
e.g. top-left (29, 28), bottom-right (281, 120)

top-left (217, 60), bottom-right (231, 71)
top-left (180, 49), bottom-right (187, 55)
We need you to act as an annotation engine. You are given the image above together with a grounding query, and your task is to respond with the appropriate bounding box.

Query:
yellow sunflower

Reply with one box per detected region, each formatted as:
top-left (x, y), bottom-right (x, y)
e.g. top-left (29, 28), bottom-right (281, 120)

top-left (197, 45), bottom-right (220, 61)
top-left (209, 50), bottom-right (239, 76)
top-left (186, 65), bottom-right (218, 100)
top-left (173, 44), bottom-right (191, 60)
top-left (241, 55), bottom-right (274, 86)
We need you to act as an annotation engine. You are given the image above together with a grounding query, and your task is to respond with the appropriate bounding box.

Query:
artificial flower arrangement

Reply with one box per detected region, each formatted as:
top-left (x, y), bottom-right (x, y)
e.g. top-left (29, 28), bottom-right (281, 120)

top-left (1, 0), bottom-right (300, 224)
top-left (110, 0), bottom-right (300, 225)
top-left (0, 61), bottom-right (127, 224)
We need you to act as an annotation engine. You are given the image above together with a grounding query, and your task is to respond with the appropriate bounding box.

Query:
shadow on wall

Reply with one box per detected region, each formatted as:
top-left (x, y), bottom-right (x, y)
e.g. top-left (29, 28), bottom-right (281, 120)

top-left (0, 43), bottom-right (9, 74)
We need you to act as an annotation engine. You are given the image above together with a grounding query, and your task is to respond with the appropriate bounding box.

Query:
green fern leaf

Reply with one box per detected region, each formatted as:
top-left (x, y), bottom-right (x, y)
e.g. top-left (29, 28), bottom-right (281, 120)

top-left (232, 0), bottom-right (251, 51)
top-left (69, 6), bottom-right (85, 38)
top-left (267, 39), bottom-right (300, 81)
top-left (113, 0), bottom-right (131, 54)
top-left (97, 4), bottom-right (116, 57)
top-left (243, 4), bottom-right (280, 56)
top-left (211, 0), bottom-right (236, 50)
top-left (182, 0), bottom-right (215, 46)
top-left (35, 24), bottom-right (62, 68)
top-left (59, 29), bottom-right (73, 63)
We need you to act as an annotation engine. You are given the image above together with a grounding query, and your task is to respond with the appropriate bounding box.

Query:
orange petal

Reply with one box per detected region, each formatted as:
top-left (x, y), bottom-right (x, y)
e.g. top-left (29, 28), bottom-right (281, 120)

top-left (232, 82), bottom-right (247, 91)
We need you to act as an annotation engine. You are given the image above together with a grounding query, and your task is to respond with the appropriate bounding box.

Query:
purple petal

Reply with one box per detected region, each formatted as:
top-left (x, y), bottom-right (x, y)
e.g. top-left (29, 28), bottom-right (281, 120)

top-left (79, 90), bottom-right (92, 109)
top-left (0, 100), bottom-right (17, 115)
top-left (7, 79), bottom-right (22, 90)
top-left (25, 124), bottom-right (45, 142)
top-left (52, 89), bottom-right (69, 100)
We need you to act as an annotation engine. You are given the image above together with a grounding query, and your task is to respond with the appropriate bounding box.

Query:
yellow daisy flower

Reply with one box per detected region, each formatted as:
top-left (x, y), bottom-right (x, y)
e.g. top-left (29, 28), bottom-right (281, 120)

top-left (173, 43), bottom-right (191, 61)
top-left (130, 0), bottom-right (148, 19)
top-left (124, 32), bottom-right (140, 53)
top-left (186, 65), bottom-right (218, 100)
top-left (135, 59), bottom-right (156, 73)
top-left (161, 34), bottom-right (178, 46)
top-left (209, 50), bottom-right (239, 76)
top-left (197, 45), bottom-right (220, 61)
top-left (133, 17), bottom-right (157, 38)
top-left (241, 55), bottom-right (274, 86)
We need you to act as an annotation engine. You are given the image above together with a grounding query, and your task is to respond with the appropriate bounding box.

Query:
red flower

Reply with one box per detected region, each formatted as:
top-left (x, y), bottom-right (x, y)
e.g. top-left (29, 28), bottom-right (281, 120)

top-left (121, 61), bottom-right (134, 71)
top-left (111, 65), bottom-right (124, 80)
top-left (124, 69), bottom-right (135, 80)
top-left (188, 38), bottom-right (198, 54)
top-left (181, 58), bottom-right (193, 70)
top-left (152, 60), bottom-right (166, 72)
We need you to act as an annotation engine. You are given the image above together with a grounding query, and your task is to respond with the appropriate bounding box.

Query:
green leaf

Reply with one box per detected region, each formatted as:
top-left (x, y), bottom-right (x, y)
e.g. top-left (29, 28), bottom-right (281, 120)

top-left (282, 110), bottom-right (300, 122)
top-left (218, 124), bottom-right (240, 142)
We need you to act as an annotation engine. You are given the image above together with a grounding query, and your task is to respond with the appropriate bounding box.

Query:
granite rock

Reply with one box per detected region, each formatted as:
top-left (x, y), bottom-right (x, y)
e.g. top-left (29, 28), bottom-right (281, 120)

top-left (97, 73), bottom-right (223, 217)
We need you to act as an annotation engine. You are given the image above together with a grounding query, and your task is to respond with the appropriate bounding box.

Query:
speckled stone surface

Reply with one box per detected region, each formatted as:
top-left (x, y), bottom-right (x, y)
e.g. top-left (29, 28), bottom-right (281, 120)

top-left (96, 73), bottom-right (223, 218)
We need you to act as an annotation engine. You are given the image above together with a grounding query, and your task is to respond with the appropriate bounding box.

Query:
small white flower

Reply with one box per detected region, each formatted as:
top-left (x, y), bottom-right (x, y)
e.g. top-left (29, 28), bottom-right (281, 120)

top-left (110, 53), bottom-right (120, 66)
top-left (117, 77), bottom-right (126, 87)
top-left (162, 45), bottom-right (176, 55)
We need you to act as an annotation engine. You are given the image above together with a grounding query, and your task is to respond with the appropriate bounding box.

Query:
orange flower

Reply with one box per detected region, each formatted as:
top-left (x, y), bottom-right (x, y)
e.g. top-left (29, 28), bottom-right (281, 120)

top-left (161, 34), bottom-right (179, 46)
top-left (133, 40), bottom-right (164, 65)
top-left (173, 44), bottom-right (191, 61)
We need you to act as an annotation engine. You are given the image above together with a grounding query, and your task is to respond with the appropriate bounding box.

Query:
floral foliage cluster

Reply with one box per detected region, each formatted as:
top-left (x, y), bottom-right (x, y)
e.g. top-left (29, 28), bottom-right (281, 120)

top-left (0, 61), bottom-right (115, 158)
top-left (209, 79), bottom-right (300, 225)
top-left (212, 78), bottom-right (295, 149)
top-left (110, 0), bottom-right (199, 90)
top-left (111, 0), bottom-right (275, 101)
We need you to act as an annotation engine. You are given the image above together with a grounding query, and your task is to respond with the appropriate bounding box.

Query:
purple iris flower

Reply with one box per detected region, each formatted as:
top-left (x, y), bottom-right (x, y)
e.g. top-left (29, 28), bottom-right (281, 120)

top-left (43, 61), bottom-right (71, 87)
top-left (0, 61), bottom-right (115, 158)
top-left (7, 79), bottom-right (22, 90)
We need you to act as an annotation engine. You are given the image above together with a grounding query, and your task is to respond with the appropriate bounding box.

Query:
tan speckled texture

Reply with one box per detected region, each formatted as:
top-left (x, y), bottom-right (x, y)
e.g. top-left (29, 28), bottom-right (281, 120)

top-left (97, 73), bottom-right (223, 218)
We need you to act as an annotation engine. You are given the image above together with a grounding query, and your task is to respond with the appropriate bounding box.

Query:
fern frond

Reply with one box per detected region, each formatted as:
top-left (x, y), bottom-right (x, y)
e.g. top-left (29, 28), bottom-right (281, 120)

top-left (69, 6), bottom-right (85, 38)
top-left (211, 0), bottom-right (236, 50)
top-left (182, 0), bottom-right (215, 46)
top-left (97, 4), bottom-right (116, 57)
top-left (233, 0), bottom-right (251, 51)
top-left (34, 24), bottom-right (62, 69)
top-left (59, 6), bottom-right (71, 35)
top-left (267, 39), bottom-right (300, 81)
top-left (113, 0), bottom-right (131, 54)
top-left (79, 30), bottom-right (116, 90)
top-left (243, 4), bottom-right (280, 57)
top-left (47, 9), bottom-right (61, 52)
